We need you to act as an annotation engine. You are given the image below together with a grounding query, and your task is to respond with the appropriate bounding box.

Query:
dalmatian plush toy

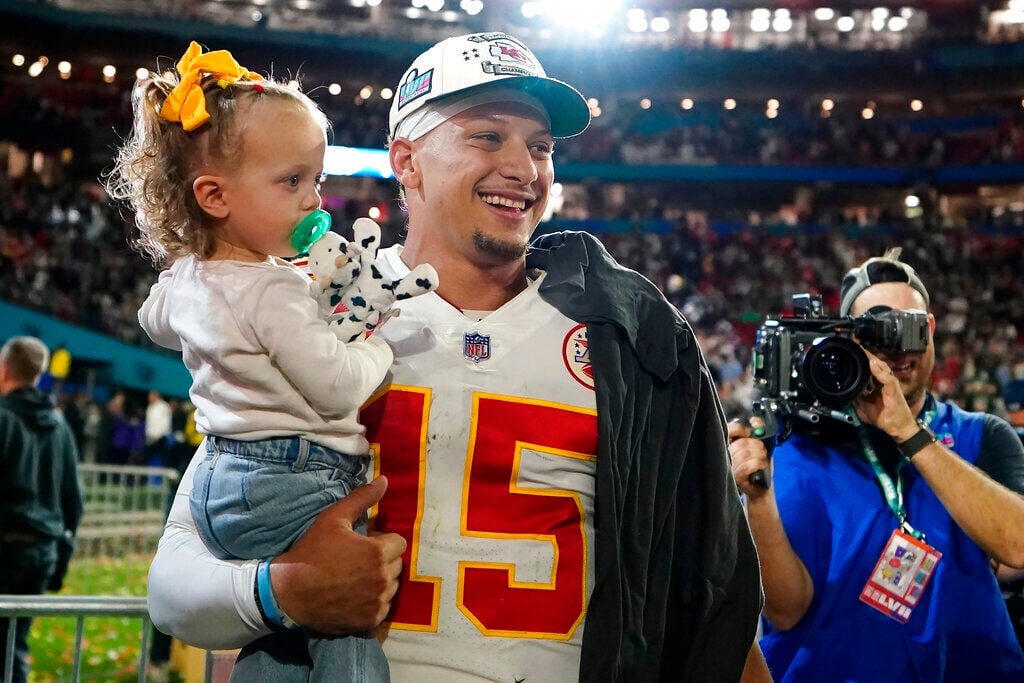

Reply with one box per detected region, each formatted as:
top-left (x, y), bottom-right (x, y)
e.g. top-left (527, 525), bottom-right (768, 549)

top-left (308, 217), bottom-right (438, 343)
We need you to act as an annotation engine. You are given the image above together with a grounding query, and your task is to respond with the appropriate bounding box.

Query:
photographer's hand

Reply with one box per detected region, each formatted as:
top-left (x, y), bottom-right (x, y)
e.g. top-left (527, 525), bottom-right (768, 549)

top-left (854, 352), bottom-right (919, 441)
top-left (728, 421), bottom-right (815, 630)
top-left (729, 421), bottom-right (772, 498)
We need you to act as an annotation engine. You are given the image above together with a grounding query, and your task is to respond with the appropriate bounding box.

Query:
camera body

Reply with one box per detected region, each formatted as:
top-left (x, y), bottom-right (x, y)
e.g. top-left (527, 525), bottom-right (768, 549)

top-left (753, 294), bottom-right (930, 430)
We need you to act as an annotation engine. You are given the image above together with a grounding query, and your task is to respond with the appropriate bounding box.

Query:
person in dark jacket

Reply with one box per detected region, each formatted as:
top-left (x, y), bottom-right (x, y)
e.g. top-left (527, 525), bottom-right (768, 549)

top-left (0, 336), bottom-right (84, 683)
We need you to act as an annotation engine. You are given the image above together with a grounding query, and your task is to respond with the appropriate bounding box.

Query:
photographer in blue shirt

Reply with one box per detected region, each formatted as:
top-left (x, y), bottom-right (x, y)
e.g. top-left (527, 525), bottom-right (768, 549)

top-left (730, 248), bottom-right (1024, 682)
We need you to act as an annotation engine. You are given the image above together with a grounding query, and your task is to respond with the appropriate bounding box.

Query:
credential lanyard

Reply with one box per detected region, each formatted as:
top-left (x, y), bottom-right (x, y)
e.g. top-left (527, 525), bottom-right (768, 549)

top-left (847, 407), bottom-right (935, 542)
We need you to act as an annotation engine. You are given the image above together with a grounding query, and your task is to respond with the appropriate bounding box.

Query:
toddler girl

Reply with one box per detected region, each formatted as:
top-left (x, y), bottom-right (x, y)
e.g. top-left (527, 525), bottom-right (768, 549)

top-left (105, 41), bottom-right (425, 682)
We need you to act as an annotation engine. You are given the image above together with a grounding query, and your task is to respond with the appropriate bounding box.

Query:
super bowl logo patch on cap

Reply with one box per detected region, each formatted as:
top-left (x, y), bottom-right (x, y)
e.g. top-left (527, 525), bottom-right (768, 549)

top-left (464, 331), bottom-right (491, 363)
top-left (397, 67), bottom-right (433, 110)
top-left (562, 324), bottom-right (594, 390)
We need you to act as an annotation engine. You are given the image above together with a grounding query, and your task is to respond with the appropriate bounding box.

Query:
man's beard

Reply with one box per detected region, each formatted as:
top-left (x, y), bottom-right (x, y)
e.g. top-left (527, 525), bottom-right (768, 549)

top-left (473, 230), bottom-right (528, 262)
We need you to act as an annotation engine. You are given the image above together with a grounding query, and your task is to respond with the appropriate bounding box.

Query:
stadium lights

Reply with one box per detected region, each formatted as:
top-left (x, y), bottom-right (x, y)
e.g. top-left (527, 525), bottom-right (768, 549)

top-left (767, 98), bottom-right (779, 109)
top-left (368, 206), bottom-right (382, 220)
top-left (360, 85), bottom-right (373, 99)
top-left (136, 67), bottom-right (150, 80)
top-left (460, 0), bottom-right (483, 16)
top-left (640, 98), bottom-right (652, 110)
top-left (524, 0), bottom-right (621, 34)
top-left (294, 0), bottom-right (311, 10)
top-left (681, 98), bottom-right (694, 110)
top-left (367, 0), bottom-right (381, 5)
top-left (905, 195), bottom-right (920, 208)
top-left (520, 1), bottom-right (541, 19)
top-left (381, 87), bottom-right (393, 100)
top-left (328, 83), bottom-right (342, 95)
top-left (751, 9), bottom-right (770, 32)
top-left (58, 61), bottom-right (72, 79)
top-left (351, 0), bottom-right (367, 7)
top-left (822, 98), bottom-right (835, 111)
top-left (724, 98), bottom-right (736, 110)
top-left (710, 8), bottom-right (730, 32)
top-left (766, 108), bottom-right (778, 119)
top-left (910, 99), bottom-right (923, 111)
top-left (861, 107), bottom-right (874, 119)
top-left (12, 54), bottom-right (25, 66)
top-left (688, 9), bottom-right (709, 33)
top-left (814, 8), bottom-right (835, 21)
top-left (28, 61), bottom-right (44, 77)
top-left (650, 16), bottom-right (669, 32)
top-left (412, 0), bottom-right (444, 11)
top-left (889, 16), bottom-right (909, 30)
top-left (627, 9), bottom-right (648, 32)
top-left (773, 10), bottom-right (793, 32)
top-left (837, 16), bottom-right (855, 32)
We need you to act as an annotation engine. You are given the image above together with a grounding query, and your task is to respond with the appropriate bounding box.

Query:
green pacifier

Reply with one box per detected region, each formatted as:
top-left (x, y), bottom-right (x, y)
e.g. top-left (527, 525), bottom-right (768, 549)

top-left (290, 209), bottom-right (332, 254)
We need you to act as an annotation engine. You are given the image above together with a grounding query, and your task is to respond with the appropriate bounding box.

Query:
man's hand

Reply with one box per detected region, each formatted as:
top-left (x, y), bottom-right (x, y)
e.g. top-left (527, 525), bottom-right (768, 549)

top-left (729, 421), bottom-right (772, 499)
top-left (269, 476), bottom-right (406, 635)
top-left (854, 352), bottom-right (918, 441)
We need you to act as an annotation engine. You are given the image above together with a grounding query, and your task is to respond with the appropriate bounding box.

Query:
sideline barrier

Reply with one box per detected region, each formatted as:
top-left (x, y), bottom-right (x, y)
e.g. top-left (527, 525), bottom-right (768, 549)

top-left (0, 596), bottom-right (232, 683)
top-left (77, 464), bottom-right (180, 557)
top-left (0, 595), bottom-right (151, 683)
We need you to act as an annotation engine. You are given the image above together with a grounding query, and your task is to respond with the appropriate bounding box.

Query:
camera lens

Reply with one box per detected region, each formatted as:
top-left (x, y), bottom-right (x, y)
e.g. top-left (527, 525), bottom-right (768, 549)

top-left (800, 337), bottom-right (870, 407)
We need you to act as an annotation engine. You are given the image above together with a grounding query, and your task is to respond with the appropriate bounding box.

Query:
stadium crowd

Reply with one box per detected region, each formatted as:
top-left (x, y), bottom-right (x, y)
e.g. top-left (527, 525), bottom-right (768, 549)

top-left (4, 61), bottom-right (1024, 424)
top-left (6, 73), bottom-right (1024, 170)
top-left (2, 171), bottom-right (1023, 423)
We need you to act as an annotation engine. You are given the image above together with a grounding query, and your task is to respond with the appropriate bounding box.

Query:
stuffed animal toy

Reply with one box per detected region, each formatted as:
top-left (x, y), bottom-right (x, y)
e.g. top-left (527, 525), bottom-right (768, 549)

top-left (308, 218), bottom-right (439, 343)
top-left (307, 231), bottom-right (358, 318)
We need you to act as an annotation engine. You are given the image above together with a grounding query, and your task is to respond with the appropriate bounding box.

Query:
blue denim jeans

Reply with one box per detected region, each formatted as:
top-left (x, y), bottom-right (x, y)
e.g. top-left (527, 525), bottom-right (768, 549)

top-left (190, 435), bottom-right (368, 560)
top-left (190, 436), bottom-right (388, 683)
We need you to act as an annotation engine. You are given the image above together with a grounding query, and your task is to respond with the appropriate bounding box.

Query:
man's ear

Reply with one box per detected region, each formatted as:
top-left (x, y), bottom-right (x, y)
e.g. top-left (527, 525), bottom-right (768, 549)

top-left (193, 175), bottom-right (229, 219)
top-left (389, 139), bottom-right (420, 190)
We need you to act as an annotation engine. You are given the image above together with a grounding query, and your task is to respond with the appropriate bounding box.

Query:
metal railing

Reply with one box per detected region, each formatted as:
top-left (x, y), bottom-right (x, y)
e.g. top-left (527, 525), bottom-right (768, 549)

top-left (0, 595), bottom-right (225, 683)
top-left (77, 464), bottom-right (180, 557)
top-left (0, 595), bottom-right (151, 683)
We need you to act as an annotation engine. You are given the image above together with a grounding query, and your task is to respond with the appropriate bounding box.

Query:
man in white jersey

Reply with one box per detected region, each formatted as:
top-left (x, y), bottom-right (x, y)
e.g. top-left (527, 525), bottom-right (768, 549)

top-left (148, 32), bottom-right (768, 681)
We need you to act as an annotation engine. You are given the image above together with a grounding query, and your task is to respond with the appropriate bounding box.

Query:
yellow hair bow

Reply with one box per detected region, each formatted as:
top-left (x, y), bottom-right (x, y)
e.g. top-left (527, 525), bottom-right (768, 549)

top-left (159, 41), bottom-right (263, 131)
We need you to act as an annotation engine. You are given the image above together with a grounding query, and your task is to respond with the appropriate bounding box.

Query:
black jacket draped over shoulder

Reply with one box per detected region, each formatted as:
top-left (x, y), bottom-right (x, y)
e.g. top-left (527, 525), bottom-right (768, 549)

top-left (528, 231), bottom-right (763, 683)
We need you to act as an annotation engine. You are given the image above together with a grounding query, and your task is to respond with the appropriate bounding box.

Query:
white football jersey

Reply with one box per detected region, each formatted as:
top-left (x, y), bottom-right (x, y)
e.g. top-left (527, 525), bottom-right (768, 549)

top-left (365, 246), bottom-right (598, 682)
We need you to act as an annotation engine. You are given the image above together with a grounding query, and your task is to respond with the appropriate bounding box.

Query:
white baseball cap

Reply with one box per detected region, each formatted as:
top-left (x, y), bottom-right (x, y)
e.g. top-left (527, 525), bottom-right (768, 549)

top-left (389, 32), bottom-right (591, 140)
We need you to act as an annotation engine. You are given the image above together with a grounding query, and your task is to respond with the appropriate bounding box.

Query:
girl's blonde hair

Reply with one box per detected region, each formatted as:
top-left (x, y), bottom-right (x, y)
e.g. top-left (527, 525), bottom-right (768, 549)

top-left (105, 64), bottom-right (328, 267)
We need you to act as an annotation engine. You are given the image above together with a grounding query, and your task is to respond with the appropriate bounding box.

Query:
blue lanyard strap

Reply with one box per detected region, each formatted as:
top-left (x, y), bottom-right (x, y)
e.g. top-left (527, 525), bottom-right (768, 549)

top-left (847, 407), bottom-right (933, 541)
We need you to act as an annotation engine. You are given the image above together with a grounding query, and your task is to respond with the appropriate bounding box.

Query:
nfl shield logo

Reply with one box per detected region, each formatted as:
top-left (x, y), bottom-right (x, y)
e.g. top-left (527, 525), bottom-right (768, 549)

top-left (463, 332), bottom-right (491, 363)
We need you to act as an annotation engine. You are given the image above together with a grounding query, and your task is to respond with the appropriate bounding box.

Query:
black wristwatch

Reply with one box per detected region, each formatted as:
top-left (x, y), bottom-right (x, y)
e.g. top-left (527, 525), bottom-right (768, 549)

top-left (897, 420), bottom-right (938, 459)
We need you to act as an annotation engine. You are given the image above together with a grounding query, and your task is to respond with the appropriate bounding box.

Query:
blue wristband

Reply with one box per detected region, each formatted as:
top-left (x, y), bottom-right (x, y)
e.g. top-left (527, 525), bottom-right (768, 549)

top-left (255, 559), bottom-right (299, 631)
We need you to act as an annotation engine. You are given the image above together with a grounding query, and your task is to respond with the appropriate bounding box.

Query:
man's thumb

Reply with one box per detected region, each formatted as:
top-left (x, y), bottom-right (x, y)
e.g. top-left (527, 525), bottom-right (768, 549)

top-left (330, 475), bottom-right (388, 524)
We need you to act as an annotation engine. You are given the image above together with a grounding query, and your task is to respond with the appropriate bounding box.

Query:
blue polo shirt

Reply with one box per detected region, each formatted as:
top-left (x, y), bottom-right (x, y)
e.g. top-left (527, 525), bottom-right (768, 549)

top-left (761, 397), bottom-right (1024, 682)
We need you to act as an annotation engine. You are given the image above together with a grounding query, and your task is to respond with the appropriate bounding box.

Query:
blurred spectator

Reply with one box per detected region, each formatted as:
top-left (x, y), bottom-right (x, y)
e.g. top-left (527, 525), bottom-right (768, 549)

top-left (1007, 380), bottom-right (1024, 443)
top-left (144, 390), bottom-right (172, 469)
top-left (0, 336), bottom-right (83, 683)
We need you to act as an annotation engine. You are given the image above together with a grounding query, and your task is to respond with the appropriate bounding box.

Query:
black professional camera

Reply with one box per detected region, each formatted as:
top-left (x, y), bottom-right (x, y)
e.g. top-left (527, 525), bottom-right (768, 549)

top-left (752, 294), bottom-right (929, 431)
